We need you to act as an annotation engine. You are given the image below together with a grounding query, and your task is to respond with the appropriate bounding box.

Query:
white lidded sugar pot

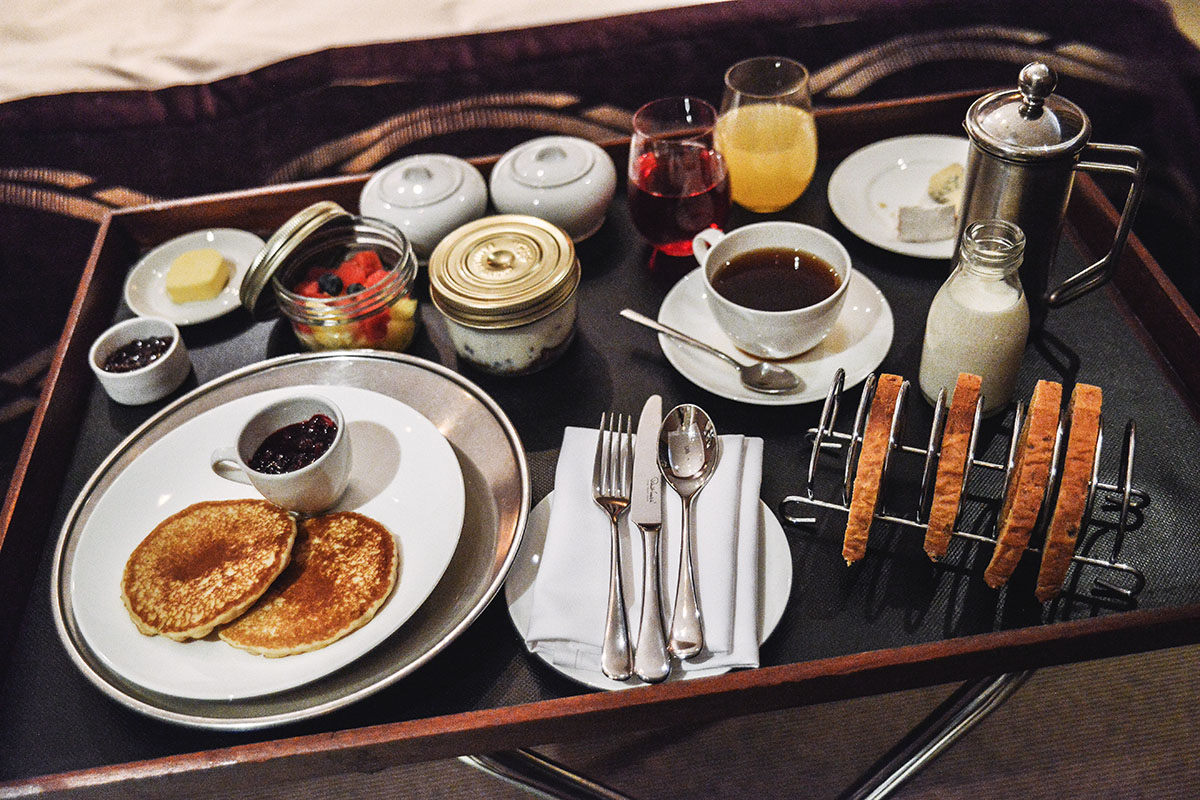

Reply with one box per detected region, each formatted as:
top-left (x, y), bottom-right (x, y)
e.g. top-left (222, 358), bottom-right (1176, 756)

top-left (959, 62), bottom-right (1146, 325)
top-left (489, 136), bottom-right (617, 242)
top-left (359, 154), bottom-right (488, 261)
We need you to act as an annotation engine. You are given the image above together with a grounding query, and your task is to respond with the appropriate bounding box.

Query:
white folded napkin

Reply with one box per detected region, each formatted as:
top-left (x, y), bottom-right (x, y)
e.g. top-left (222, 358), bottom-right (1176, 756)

top-left (525, 425), bottom-right (763, 677)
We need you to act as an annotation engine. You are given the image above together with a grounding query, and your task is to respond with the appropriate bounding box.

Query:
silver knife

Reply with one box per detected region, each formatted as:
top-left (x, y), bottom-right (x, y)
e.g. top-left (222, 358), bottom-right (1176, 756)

top-left (629, 394), bottom-right (671, 683)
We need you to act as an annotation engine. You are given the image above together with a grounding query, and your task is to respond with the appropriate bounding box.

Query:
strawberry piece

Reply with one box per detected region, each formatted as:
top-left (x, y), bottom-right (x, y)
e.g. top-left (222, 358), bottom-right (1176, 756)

top-left (359, 309), bottom-right (390, 343)
top-left (359, 250), bottom-right (385, 272)
top-left (337, 251), bottom-right (376, 287)
top-left (294, 280), bottom-right (324, 298)
top-left (364, 269), bottom-right (389, 287)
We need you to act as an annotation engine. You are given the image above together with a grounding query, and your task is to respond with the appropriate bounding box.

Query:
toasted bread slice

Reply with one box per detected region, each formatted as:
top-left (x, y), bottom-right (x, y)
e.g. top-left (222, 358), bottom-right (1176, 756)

top-left (219, 511), bottom-right (398, 657)
top-left (924, 373), bottom-right (982, 560)
top-left (843, 373), bottom-right (904, 564)
top-left (1035, 384), bottom-right (1103, 601)
top-left (984, 380), bottom-right (1063, 588)
top-left (121, 499), bottom-right (297, 641)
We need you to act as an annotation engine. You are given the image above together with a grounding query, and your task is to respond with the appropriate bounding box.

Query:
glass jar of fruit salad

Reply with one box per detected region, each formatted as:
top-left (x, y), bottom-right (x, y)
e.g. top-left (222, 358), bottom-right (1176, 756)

top-left (241, 202), bottom-right (419, 352)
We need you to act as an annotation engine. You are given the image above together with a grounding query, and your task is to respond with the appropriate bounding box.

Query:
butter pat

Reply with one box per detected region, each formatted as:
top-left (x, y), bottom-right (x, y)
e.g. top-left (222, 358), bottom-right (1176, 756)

top-left (165, 248), bottom-right (230, 303)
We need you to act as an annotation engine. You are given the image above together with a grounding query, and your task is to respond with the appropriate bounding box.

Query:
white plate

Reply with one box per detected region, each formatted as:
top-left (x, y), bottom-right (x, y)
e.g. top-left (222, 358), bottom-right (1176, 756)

top-left (655, 267), bottom-right (893, 406)
top-left (506, 492), bottom-right (792, 691)
top-left (123, 228), bottom-right (265, 324)
top-left (70, 384), bottom-right (466, 701)
top-left (827, 135), bottom-right (970, 259)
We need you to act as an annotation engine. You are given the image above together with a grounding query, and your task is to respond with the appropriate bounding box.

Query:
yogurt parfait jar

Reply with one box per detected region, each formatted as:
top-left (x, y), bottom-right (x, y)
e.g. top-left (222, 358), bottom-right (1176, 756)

top-left (429, 215), bottom-right (580, 375)
top-left (241, 202), bottom-right (419, 352)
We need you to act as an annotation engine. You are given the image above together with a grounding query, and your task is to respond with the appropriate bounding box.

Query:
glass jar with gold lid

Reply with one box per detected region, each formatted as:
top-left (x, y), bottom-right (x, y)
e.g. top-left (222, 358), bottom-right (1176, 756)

top-left (241, 202), bottom-right (419, 352)
top-left (428, 214), bottom-right (580, 375)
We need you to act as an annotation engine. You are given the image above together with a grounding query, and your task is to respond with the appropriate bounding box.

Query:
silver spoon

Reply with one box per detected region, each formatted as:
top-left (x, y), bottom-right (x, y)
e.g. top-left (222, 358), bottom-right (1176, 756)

top-left (620, 309), bottom-right (801, 394)
top-left (657, 404), bottom-right (720, 659)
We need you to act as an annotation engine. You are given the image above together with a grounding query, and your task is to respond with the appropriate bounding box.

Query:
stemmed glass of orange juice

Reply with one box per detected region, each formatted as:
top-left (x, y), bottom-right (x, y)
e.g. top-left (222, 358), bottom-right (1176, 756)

top-left (715, 56), bottom-right (818, 213)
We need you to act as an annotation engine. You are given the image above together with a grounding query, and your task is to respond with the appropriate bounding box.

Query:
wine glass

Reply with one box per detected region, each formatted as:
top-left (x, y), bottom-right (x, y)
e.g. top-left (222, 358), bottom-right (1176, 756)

top-left (715, 56), bottom-right (818, 213)
top-left (627, 97), bottom-right (731, 257)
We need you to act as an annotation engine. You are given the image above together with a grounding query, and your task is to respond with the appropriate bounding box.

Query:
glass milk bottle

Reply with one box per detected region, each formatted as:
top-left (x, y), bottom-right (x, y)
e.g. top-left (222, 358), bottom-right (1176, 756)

top-left (919, 219), bottom-right (1029, 415)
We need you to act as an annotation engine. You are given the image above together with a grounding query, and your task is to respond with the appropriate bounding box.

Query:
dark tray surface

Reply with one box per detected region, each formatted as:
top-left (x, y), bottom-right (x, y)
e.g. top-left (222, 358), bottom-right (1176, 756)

top-left (3, 155), bottom-right (1200, 782)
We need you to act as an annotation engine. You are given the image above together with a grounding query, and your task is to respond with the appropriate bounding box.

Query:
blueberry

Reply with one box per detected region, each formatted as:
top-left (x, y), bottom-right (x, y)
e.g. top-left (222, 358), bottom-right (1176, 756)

top-left (345, 282), bottom-right (366, 294)
top-left (317, 273), bottom-right (344, 296)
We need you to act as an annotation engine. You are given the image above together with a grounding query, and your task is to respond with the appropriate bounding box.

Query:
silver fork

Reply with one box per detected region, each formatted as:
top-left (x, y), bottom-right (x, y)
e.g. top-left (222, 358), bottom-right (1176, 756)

top-left (592, 411), bottom-right (633, 681)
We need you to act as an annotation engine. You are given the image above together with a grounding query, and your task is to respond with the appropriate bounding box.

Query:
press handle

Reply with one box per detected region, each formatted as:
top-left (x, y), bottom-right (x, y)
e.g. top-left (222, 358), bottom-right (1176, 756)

top-left (1049, 142), bottom-right (1146, 307)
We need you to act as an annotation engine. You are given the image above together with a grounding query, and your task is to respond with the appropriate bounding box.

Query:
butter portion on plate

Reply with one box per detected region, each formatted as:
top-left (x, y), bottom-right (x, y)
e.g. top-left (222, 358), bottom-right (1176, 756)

top-left (166, 248), bottom-right (230, 303)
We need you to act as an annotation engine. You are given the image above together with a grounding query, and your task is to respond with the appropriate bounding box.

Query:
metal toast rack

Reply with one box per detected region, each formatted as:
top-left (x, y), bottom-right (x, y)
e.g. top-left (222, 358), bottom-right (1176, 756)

top-left (780, 369), bottom-right (1148, 606)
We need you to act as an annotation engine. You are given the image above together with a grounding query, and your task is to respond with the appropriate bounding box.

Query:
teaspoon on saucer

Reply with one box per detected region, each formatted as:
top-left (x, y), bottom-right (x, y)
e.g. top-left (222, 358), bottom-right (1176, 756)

top-left (620, 309), bottom-right (801, 394)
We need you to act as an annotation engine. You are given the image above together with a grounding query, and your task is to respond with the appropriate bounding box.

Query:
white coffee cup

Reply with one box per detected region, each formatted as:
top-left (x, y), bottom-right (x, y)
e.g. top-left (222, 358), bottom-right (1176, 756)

top-left (210, 395), bottom-right (352, 514)
top-left (693, 221), bottom-right (852, 359)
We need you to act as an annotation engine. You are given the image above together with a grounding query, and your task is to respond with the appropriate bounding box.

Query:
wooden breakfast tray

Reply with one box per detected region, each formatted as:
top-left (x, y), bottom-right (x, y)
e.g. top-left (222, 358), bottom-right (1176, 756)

top-left (3, 93), bottom-right (1200, 795)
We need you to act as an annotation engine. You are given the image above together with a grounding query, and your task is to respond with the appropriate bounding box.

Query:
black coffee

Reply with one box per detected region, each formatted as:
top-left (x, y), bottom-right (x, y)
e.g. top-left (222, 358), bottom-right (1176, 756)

top-left (711, 247), bottom-right (841, 311)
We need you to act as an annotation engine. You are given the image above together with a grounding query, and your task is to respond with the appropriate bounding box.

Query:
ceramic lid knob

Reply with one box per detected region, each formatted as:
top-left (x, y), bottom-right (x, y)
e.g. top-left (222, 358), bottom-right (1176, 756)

top-left (360, 154), bottom-right (488, 260)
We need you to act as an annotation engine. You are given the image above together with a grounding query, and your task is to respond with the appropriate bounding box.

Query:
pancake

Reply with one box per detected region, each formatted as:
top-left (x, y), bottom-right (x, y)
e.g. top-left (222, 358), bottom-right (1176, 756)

top-left (219, 511), bottom-right (398, 657)
top-left (121, 499), bottom-right (297, 641)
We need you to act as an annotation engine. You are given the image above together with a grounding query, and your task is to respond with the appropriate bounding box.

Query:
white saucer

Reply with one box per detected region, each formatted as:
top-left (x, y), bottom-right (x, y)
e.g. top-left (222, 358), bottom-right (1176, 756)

top-left (827, 135), bottom-right (969, 259)
top-left (506, 491), bottom-right (792, 692)
top-left (124, 228), bottom-right (265, 325)
top-left (655, 267), bottom-right (893, 406)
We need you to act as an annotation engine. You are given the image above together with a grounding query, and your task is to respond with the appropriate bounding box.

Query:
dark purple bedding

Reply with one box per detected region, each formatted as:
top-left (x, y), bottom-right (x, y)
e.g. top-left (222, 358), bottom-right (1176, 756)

top-left (3, 0), bottom-right (1199, 488)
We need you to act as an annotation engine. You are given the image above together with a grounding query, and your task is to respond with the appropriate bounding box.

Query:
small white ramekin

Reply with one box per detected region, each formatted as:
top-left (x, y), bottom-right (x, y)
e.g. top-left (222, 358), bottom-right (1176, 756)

top-left (88, 316), bottom-right (191, 405)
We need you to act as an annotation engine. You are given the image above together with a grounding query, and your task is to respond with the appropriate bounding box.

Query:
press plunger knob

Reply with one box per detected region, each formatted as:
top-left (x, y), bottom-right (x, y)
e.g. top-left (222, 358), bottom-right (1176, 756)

top-left (1018, 62), bottom-right (1057, 118)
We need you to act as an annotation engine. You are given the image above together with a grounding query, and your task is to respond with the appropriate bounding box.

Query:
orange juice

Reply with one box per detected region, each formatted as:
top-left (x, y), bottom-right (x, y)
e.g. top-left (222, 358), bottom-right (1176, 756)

top-left (715, 104), bottom-right (818, 213)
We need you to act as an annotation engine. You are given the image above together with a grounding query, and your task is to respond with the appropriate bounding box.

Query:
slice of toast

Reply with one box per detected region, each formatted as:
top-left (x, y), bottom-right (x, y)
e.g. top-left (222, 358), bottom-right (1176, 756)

top-left (1035, 384), bottom-right (1103, 601)
top-left (923, 373), bottom-right (982, 560)
top-left (983, 380), bottom-right (1063, 588)
top-left (843, 373), bottom-right (904, 564)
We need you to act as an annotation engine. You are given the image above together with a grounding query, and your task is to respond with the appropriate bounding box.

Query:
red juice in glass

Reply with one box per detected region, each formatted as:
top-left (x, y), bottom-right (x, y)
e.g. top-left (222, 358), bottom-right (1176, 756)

top-left (628, 145), bottom-right (731, 256)
top-left (627, 98), bottom-right (731, 258)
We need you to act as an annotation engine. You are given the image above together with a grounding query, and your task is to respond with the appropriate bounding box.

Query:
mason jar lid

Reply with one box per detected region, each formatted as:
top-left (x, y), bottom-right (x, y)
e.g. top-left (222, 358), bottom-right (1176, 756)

top-left (965, 62), bottom-right (1091, 162)
top-left (240, 201), bottom-right (352, 319)
top-left (428, 215), bottom-right (579, 329)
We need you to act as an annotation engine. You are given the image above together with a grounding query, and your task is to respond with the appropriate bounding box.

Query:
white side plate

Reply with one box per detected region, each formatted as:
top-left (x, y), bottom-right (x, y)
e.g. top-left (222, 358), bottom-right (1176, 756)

top-left (827, 135), bottom-right (970, 259)
top-left (506, 492), bottom-right (792, 691)
top-left (123, 228), bottom-right (264, 324)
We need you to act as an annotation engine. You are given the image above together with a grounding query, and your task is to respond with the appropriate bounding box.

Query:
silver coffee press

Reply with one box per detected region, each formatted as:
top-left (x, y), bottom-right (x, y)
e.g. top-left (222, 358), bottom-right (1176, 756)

top-left (958, 62), bottom-right (1146, 324)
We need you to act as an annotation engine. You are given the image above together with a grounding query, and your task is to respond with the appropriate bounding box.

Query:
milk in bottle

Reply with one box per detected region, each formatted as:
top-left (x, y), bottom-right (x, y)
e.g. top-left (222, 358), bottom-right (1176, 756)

top-left (919, 220), bottom-right (1029, 416)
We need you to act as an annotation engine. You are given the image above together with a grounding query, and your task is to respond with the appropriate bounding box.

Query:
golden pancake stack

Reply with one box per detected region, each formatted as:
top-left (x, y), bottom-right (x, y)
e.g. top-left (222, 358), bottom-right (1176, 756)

top-left (121, 501), bottom-right (398, 656)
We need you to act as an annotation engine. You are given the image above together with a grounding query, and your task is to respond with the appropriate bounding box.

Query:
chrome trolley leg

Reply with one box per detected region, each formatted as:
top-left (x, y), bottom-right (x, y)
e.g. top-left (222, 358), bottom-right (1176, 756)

top-left (461, 749), bottom-right (639, 800)
top-left (838, 670), bottom-right (1033, 800)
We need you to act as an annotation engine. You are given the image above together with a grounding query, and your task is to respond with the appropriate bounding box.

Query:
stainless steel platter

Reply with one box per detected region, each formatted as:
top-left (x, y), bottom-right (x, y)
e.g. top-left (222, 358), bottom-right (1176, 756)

top-left (49, 351), bottom-right (529, 730)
